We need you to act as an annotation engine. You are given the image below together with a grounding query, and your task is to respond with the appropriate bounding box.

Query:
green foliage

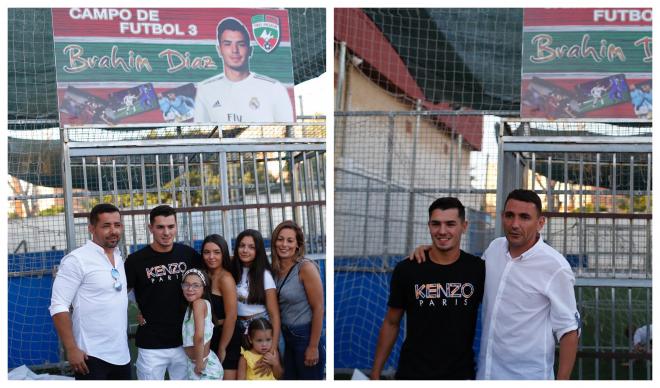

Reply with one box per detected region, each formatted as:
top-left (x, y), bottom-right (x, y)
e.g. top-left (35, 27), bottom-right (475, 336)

top-left (573, 203), bottom-right (609, 213)
top-left (37, 205), bottom-right (65, 216)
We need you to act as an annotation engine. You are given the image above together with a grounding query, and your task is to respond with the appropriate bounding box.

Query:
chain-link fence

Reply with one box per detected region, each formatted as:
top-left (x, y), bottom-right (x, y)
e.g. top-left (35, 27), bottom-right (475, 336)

top-left (334, 112), bottom-right (652, 379)
top-left (335, 111), bottom-right (498, 376)
top-left (334, 7), bottom-right (651, 380)
top-left (498, 120), bottom-right (652, 379)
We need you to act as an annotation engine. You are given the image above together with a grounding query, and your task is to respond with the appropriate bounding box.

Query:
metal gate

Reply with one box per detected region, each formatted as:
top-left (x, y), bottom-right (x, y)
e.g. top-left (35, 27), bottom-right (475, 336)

top-left (61, 127), bottom-right (326, 256)
top-left (498, 119), bottom-right (652, 379)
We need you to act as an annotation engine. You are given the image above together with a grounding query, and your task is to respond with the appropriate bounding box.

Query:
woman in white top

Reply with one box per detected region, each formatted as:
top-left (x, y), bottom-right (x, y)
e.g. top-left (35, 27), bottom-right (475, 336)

top-left (230, 229), bottom-right (281, 349)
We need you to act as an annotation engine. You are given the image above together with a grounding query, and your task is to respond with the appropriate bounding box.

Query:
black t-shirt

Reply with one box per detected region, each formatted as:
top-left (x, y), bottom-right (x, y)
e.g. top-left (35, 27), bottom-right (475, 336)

top-left (388, 250), bottom-right (485, 380)
top-left (125, 243), bottom-right (203, 349)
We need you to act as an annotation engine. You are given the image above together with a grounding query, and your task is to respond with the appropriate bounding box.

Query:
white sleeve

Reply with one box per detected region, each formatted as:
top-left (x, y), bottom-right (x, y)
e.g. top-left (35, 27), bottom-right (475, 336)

top-left (193, 84), bottom-right (209, 123)
top-left (263, 270), bottom-right (276, 290)
top-left (546, 266), bottom-right (580, 339)
top-left (273, 83), bottom-right (294, 123)
top-left (49, 255), bottom-right (83, 316)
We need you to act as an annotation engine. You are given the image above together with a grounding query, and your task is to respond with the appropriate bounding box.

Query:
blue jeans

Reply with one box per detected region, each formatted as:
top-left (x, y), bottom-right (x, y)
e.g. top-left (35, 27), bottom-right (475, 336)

top-left (282, 323), bottom-right (325, 380)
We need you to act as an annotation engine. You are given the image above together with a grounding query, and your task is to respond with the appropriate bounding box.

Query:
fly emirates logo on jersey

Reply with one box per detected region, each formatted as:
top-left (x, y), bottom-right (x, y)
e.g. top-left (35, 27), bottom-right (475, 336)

top-left (145, 261), bottom-right (188, 283)
top-left (414, 282), bottom-right (475, 307)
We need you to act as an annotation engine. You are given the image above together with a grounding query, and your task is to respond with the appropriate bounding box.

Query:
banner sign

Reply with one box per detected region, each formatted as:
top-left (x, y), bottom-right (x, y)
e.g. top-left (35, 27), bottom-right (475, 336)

top-left (52, 8), bottom-right (295, 127)
top-left (521, 9), bottom-right (652, 120)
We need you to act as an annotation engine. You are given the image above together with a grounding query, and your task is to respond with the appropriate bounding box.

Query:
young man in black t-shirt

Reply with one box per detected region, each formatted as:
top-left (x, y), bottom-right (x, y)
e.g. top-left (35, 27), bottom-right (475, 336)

top-left (125, 205), bottom-right (203, 380)
top-left (370, 197), bottom-right (485, 380)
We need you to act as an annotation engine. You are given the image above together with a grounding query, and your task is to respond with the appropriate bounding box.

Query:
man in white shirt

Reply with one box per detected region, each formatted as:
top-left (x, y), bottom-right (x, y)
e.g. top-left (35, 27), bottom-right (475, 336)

top-left (476, 189), bottom-right (579, 379)
top-left (49, 203), bottom-right (130, 379)
top-left (411, 189), bottom-right (580, 379)
top-left (194, 17), bottom-right (294, 124)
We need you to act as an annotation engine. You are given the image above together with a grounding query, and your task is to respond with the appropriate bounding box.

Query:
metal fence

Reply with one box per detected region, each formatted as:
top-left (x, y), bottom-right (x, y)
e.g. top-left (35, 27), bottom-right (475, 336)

top-left (334, 111), bottom-right (498, 375)
top-left (8, 121), bottom-right (326, 370)
top-left (62, 124), bottom-right (327, 253)
top-left (498, 119), bottom-right (652, 379)
top-left (7, 6), bottom-right (328, 372)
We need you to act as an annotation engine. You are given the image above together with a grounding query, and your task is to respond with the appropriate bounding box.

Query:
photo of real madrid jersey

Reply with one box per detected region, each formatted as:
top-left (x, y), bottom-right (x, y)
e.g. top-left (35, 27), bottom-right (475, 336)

top-left (194, 72), bottom-right (294, 123)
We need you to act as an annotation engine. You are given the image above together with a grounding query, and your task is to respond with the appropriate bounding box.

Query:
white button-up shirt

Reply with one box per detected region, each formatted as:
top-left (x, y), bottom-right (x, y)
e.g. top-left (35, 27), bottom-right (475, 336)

top-left (49, 240), bottom-right (130, 365)
top-left (477, 236), bottom-right (580, 380)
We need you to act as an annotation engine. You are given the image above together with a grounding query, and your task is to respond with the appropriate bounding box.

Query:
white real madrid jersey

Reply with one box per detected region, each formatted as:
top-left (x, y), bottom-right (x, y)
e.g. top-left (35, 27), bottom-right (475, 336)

top-left (194, 72), bottom-right (294, 124)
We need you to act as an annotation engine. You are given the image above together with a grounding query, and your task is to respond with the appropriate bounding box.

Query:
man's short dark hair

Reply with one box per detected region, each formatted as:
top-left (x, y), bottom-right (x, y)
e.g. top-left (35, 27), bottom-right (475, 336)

top-left (149, 205), bottom-right (176, 225)
top-left (89, 203), bottom-right (120, 225)
top-left (216, 17), bottom-right (250, 45)
top-left (428, 197), bottom-right (465, 221)
top-left (504, 189), bottom-right (543, 215)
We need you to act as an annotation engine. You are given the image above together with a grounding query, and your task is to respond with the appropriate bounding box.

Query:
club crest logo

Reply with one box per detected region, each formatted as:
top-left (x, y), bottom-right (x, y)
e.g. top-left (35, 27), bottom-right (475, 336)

top-left (249, 97), bottom-right (260, 110)
top-left (251, 15), bottom-right (280, 53)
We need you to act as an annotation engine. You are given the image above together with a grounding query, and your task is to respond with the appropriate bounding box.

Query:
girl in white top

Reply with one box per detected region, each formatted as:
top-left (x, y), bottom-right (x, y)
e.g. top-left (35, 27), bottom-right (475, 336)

top-left (181, 268), bottom-right (223, 380)
top-left (230, 229), bottom-right (281, 349)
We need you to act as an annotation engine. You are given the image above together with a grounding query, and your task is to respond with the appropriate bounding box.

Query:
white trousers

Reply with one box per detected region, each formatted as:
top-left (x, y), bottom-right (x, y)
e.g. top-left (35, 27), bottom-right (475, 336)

top-left (136, 347), bottom-right (188, 380)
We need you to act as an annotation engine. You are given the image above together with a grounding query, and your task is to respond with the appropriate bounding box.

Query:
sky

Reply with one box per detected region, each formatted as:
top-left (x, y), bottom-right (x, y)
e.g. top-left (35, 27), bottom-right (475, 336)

top-left (295, 72), bottom-right (330, 117)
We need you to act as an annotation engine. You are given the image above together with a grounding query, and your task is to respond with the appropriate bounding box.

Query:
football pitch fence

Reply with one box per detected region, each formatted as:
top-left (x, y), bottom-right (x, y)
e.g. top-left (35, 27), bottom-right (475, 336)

top-left (334, 111), bottom-right (652, 380)
top-left (8, 123), bottom-right (327, 370)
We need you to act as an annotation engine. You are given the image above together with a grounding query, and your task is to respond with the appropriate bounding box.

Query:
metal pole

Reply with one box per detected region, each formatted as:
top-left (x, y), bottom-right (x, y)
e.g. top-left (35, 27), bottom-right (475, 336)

top-left (155, 155), bottom-right (162, 204)
top-left (264, 153), bottom-right (274, 234)
top-left (127, 157), bottom-right (137, 249)
top-left (611, 287), bottom-right (616, 379)
top-left (96, 157), bottom-right (103, 203)
top-left (289, 151), bottom-right (301, 226)
top-left (382, 114), bottom-right (395, 268)
top-left (200, 153), bottom-right (208, 238)
top-left (219, 151), bottom-right (232, 252)
top-left (628, 288), bottom-right (633, 379)
top-left (645, 153), bottom-right (651, 277)
top-left (335, 41), bottom-right (347, 111)
top-left (595, 287), bottom-right (600, 379)
top-left (239, 153), bottom-right (248, 230)
top-left (81, 158), bottom-right (89, 211)
top-left (546, 155), bottom-right (553, 243)
top-left (302, 151), bottom-right (316, 253)
top-left (252, 152), bottom-right (262, 233)
top-left (169, 154), bottom-right (176, 208)
top-left (61, 127), bottom-right (76, 253)
top-left (362, 179), bottom-right (371, 257)
top-left (278, 152), bottom-right (287, 221)
top-left (577, 287), bottom-right (583, 380)
top-left (448, 128), bottom-right (454, 196)
top-left (578, 155), bottom-right (584, 276)
top-left (314, 151), bottom-right (325, 253)
top-left (563, 153), bottom-right (568, 257)
top-left (183, 158), bottom-right (194, 246)
top-left (112, 159), bottom-right (118, 207)
top-left (595, 153), bottom-right (601, 278)
top-left (140, 155), bottom-right (149, 245)
top-left (628, 156), bottom-right (634, 279)
top-left (495, 119), bottom-right (506, 237)
top-left (612, 153), bottom-right (617, 277)
top-left (405, 100), bottom-right (422, 254)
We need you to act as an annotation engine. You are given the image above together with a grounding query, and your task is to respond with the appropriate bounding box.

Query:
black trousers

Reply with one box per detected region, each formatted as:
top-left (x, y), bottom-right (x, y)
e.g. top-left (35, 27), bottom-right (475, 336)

top-left (74, 356), bottom-right (132, 380)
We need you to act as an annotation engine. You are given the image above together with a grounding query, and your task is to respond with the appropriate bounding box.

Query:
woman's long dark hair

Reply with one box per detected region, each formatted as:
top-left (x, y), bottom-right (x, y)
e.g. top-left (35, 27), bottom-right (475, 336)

top-left (200, 234), bottom-right (231, 323)
top-left (201, 234), bottom-right (232, 272)
top-left (231, 229), bottom-right (272, 305)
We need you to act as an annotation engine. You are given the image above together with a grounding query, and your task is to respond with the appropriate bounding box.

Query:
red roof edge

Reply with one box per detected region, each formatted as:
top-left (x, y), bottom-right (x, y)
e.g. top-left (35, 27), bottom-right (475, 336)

top-left (335, 9), bottom-right (483, 150)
